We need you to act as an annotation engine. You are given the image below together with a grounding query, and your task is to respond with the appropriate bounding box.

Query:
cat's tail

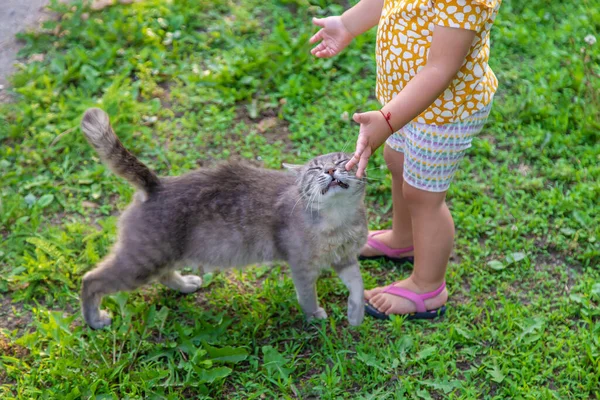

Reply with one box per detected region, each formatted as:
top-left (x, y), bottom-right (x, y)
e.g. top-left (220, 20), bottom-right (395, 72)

top-left (81, 108), bottom-right (161, 196)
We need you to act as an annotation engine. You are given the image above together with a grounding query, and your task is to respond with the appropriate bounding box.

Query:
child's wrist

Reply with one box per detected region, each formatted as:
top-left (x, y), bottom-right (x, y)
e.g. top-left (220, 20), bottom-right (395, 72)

top-left (340, 13), bottom-right (359, 38)
top-left (378, 109), bottom-right (394, 134)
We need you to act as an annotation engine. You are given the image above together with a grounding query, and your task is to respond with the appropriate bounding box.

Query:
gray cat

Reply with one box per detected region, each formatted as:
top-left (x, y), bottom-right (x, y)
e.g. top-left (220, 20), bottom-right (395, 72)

top-left (79, 108), bottom-right (368, 329)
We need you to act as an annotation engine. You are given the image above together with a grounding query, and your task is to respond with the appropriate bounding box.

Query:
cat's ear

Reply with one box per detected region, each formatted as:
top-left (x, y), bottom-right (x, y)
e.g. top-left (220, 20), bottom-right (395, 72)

top-left (282, 163), bottom-right (304, 174)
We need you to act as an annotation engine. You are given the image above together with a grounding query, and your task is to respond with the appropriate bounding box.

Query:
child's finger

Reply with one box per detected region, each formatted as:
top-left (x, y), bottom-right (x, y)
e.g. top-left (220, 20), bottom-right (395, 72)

top-left (346, 151), bottom-right (360, 170)
top-left (356, 149), bottom-right (371, 179)
top-left (352, 112), bottom-right (369, 125)
top-left (314, 47), bottom-right (336, 58)
top-left (354, 136), bottom-right (368, 159)
top-left (312, 17), bottom-right (326, 27)
top-left (314, 49), bottom-right (333, 58)
top-left (346, 155), bottom-right (358, 171)
top-left (311, 42), bottom-right (326, 55)
top-left (309, 30), bottom-right (322, 44)
top-left (346, 137), bottom-right (367, 171)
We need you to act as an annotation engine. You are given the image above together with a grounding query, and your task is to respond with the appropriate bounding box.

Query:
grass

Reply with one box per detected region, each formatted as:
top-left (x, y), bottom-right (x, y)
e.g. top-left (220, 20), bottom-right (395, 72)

top-left (0, 0), bottom-right (599, 398)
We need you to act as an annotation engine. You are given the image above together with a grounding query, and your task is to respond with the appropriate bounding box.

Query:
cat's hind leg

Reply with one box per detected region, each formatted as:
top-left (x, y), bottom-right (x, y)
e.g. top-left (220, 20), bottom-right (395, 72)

top-left (81, 252), bottom-right (161, 329)
top-left (160, 271), bottom-right (203, 293)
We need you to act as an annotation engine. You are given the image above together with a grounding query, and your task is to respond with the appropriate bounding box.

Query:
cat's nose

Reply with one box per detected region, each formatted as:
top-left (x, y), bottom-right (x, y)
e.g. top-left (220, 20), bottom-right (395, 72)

top-left (326, 168), bottom-right (335, 176)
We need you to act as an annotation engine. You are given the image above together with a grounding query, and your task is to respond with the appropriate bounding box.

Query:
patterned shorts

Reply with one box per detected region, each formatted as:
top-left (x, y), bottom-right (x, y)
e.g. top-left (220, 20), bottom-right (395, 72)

top-left (386, 103), bottom-right (493, 193)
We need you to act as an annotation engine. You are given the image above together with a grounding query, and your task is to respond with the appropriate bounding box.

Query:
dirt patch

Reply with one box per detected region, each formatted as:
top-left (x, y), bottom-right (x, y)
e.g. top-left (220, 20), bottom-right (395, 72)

top-left (191, 102), bottom-right (295, 169)
top-left (234, 103), bottom-right (295, 153)
top-left (479, 134), bottom-right (496, 145)
top-left (0, 334), bottom-right (29, 386)
top-left (0, 296), bottom-right (32, 333)
top-left (456, 360), bottom-right (471, 371)
top-left (0, 0), bottom-right (70, 92)
top-left (0, 335), bottom-right (29, 358)
top-left (155, 81), bottom-right (175, 112)
top-left (533, 252), bottom-right (580, 295)
top-left (365, 197), bottom-right (393, 225)
top-left (451, 283), bottom-right (473, 309)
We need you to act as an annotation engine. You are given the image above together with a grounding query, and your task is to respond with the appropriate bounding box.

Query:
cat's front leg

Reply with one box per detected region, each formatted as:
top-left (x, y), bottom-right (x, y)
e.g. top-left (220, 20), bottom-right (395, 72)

top-left (289, 264), bottom-right (327, 321)
top-left (333, 259), bottom-right (364, 326)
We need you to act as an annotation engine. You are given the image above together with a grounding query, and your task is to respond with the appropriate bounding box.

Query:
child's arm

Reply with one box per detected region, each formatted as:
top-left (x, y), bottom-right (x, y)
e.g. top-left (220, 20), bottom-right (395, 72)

top-left (346, 25), bottom-right (477, 177)
top-left (340, 0), bottom-right (384, 37)
top-left (310, 0), bottom-right (384, 58)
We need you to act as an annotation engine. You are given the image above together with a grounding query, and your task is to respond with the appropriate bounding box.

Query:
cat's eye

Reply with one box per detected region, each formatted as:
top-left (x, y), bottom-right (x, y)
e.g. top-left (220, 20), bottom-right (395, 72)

top-left (335, 159), bottom-right (349, 166)
top-left (307, 167), bottom-right (321, 171)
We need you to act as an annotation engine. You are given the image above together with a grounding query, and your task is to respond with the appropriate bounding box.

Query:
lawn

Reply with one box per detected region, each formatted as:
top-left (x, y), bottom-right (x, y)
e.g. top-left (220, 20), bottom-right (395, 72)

top-left (1, 0), bottom-right (599, 398)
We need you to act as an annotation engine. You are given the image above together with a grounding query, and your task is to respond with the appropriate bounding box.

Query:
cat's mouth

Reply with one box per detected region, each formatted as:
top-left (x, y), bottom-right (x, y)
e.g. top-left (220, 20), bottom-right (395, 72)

top-left (321, 179), bottom-right (350, 195)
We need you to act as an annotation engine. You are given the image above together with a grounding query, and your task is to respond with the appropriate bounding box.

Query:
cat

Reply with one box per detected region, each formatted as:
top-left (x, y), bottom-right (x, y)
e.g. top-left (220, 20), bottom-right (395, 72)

top-left (79, 108), bottom-right (368, 329)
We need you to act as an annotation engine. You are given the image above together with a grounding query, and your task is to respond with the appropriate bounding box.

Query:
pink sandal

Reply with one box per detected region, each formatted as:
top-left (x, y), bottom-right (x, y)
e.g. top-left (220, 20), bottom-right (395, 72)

top-left (365, 281), bottom-right (447, 320)
top-left (359, 230), bottom-right (414, 264)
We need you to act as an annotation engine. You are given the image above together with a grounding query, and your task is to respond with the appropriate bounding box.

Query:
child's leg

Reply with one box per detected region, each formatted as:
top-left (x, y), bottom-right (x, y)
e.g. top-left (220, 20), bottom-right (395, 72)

top-left (403, 184), bottom-right (453, 288)
top-left (364, 155), bottom-right (453, 314)
top-left (365, 104), bottom-right (492, 316)
top-left (365, 184), bottom-right (450, 314)
top-left (360, 145), bottom-right (413, 257)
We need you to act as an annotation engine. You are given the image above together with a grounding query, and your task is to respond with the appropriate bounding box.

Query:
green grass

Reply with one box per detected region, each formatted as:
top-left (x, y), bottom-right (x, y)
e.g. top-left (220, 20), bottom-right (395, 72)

top-left (1, 0), bottom-right (599, 398)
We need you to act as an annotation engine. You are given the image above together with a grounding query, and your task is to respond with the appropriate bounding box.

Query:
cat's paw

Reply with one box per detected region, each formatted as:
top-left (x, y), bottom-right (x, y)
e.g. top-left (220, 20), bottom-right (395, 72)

top-left (310, 307), bottom-right (328, 320)
top-left (347, 299), bottom-right (364, 326)
top-left (88, 310), bottom-right (112, 330)
top-left (178, 275), bottom-right (203, 293)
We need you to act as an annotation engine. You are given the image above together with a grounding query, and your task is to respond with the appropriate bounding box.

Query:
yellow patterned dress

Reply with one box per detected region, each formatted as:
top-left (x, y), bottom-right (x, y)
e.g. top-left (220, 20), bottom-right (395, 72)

top-left (376, 0), bottom-right (502, 192)
top-left (376, 0), bottom-right (501, 124)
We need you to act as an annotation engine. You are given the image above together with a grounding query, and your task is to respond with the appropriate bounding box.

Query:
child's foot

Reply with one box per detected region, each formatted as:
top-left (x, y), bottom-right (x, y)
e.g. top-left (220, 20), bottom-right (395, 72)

top-left (364, 277), bottom-right (448, 317)
top-left (359, 230), bottom-right (414, 261)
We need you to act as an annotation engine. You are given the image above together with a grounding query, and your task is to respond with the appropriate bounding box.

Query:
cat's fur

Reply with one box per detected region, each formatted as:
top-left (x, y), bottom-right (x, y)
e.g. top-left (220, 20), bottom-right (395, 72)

top-left (79, 108), bottom-right (368, 329)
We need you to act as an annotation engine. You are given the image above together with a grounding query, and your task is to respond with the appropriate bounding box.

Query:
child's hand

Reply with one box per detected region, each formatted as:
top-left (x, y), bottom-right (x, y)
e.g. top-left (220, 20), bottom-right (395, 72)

top-left (310, 17), bottom-right (354, 58)
top-left (346, 111), bottom-right (392, 178)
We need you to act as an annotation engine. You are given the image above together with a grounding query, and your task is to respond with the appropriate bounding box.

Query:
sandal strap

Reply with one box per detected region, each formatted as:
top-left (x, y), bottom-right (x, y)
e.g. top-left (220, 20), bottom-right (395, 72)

top-left (382, 282), bottom-right (446, 313)
top-left (367, 231), bottom-right (414, 257)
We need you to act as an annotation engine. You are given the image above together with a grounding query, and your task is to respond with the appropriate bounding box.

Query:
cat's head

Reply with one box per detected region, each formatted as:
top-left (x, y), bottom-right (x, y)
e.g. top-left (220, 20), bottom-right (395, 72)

top-left (283, 152), bottom-right (366, 204)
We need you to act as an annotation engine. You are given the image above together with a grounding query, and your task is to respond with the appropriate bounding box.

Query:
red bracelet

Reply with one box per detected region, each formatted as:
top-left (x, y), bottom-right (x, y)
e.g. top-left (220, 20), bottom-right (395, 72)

top-left (379, 110), bottom-right (394, 133)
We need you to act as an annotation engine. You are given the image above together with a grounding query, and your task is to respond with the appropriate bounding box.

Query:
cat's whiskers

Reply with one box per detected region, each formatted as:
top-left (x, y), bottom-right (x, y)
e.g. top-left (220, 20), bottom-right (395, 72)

top-left (309, 183), bottom-right (325, 216)
top-left (362, 159), bottom-right (406, 172)
top-left (315, 187), bottom-right (323, 214)
top-left (345, 176), bottom-right (385, 183)
top-left (306, 186), bottom-right (320, 212)
top-left (304, 190), bottom-right (313, 212)
top-left (340, 136), bottom-right (354, 154)
top-left (312, 186), bottom-right (323, 216)
top-left (290, 190), bottom-right (305, 215)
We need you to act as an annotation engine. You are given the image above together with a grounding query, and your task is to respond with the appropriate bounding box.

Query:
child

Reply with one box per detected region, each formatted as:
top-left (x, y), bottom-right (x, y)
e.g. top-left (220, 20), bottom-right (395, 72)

top-left (310, 0), bottom-right (501, 319)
